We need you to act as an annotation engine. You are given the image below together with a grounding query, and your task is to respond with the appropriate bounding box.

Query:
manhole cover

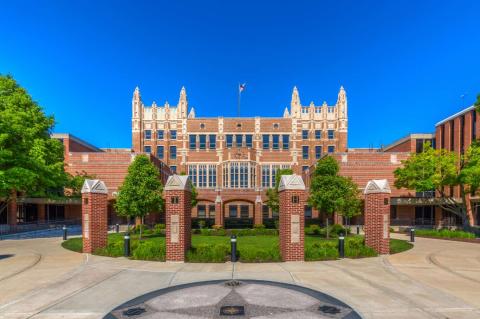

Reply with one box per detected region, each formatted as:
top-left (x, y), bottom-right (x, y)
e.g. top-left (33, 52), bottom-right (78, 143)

top-left (225, 280), bottom-right (242, 287)
top-left (122, 307), bottom-right (146, 317)
top-left (318, 305), bottom-right (341, 314)
top-left (220, 305), bottom-right (245, 316)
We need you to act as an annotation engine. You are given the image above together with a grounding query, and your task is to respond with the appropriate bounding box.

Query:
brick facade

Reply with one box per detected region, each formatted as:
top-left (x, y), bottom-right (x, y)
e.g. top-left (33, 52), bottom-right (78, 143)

top-left (165, 175), bottom-right (192, 262)
top-left (81, 180), bottom-right (108, 254)
top-left (364, 180), bottom-right (391, 255)
top-left (278, 175), bottom-right (306, 262)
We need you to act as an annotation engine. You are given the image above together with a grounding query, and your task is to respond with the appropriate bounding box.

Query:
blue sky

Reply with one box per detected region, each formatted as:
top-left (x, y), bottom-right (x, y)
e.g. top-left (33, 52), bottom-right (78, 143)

top-left (1, 1), bottom-right (479, 148)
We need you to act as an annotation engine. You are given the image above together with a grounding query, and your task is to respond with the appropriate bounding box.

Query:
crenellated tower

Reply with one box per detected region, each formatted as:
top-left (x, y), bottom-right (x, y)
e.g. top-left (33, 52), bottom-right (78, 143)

top-left (177, 86), bottom-right (188, 119)
top-left (132, 86), bottom-right (143, 152)
top-left (290, 86), bottom-right (301, 118)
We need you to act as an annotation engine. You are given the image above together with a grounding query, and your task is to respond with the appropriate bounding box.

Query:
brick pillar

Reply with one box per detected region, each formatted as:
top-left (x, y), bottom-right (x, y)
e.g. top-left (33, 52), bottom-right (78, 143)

top-left (364, 179), bottom-right (391, 255)
top-left (215, 195), bottom-right (224, 227)
top-left (254, 195), bottom-right (263, 226)
top-left (165, 175), bottom-right (192, 262)
top-left (81, 180), bottom-right (108, 254)
top-left (7, 191), bottom-right (17, 226)
top-left (37, 204), bottom-right (46, 223)
top-left (278, 175), bottom-right (306, 262)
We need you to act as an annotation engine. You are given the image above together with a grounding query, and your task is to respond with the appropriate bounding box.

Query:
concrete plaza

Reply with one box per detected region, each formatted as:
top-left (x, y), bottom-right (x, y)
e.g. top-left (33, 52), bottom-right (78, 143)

top-left (0, 234), bottom-right (479, 319)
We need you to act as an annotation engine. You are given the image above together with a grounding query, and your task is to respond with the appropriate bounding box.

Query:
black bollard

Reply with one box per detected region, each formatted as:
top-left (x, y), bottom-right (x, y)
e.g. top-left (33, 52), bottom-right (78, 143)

top-left (410, 228), bottom-right (415, 242)
top-left (62, 225), bottom-right (67, 240)
top-left (338, 232), bottom-right (345, 258)
top-left (230, 235), bottom-right (237, 262)
top-left (356, 225), bottom-right (360, 235)
top-left (124, 233), bottom-right (131, 257)
top-left (115, 223), bottom-right (120, 233)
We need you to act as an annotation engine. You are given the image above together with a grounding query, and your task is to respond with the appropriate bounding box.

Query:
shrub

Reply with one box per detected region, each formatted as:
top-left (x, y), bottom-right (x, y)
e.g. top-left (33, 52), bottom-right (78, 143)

top-left (253, 224), bottom-right (266, 229)
top-left (198, 220), bottom-right (206, 229)
top-left (238, 245), bottom-right (281, 262)
top-left (153, 224), bottom-right (166, 235)
top-left (212, 225), bottom-right (224, 231)
top-left (274, 220), bottom-right (279, 230)
top-left (132, 224), bottom-right (150, 234)
top-left (305, 224), bottom-right (322, 236)
top-left (132, 241), bottom-right (165, 261)
top-left (345, 237), bottom-right (377, 258)
top-left (187, 243), bottom-right (229, 262)
top-left (305, 241), bottom-right (338, 261)
top-left (415, 229), bottom-right (476, 239)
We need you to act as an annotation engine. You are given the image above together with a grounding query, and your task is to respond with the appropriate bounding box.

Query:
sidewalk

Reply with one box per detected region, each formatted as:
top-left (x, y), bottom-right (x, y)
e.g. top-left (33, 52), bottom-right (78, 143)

top-left (0, 234), bottom-right (479, 318)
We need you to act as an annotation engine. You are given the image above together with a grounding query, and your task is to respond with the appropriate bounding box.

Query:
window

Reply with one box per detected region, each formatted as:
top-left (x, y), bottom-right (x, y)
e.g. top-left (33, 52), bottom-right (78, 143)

top-left (262, 134), bottom-right (269, 149)
top-left (282, 135), bottom-right (289, 150)
top-left (223, 161), bottom-right (256, 188)
top-left (236, 134), bottom-right (243, 147)
top-left (157, 130), bottom-right (164, 140)
top-left (170, 165), bottom-right (177, 173)
top-left (144, 146), bottom-right (151, 153)
top-left (189, 135), bottom-right (196, 150)
top-left (460, 115), bottom-right (465, 154)
top-left (240, 205), bottom-right (249, 218)
top-left (315, 130), bottom-right (321, 139)
top-left (199, 135), bottom-right (206, 150)
top-left (390, 206), bottom-right (398, 219)
top-left (262, 205), bottom-right (269, 218)
top-left (304, 206), bottom-right (312, 218)
top-left (441, 124), bottom-right (445, 149)
top-left (229, 205), bottom-right (237, 217)
top-left (315, 146), bottom-right (322, 159)
top-left (198, 164), bottom-right (207, 187)
top-left (197, 205), bottom-right (206, 218)
top-left (245, 135), bottom-right (253, 148)
top-left (170, 146), bottom-right (177, 159)
top-left (208, 165), bottom-right (216, 187)
top-left (302, 165), bottom-right (309, 172)
top-left (302, 146), bottom-right (309, 159)
top-left (262, 165), bottom-right (270, 188)
top-left (472, 110), bottom-right (477, 141)
top-left (171, 197), bottom-right (179, 204)
top-left (209, 135), bottom-right (216, 149)
top-left (272, 135), bottom-right (279, 150)
top-left (144, 130), bottom-right (151, 140)
top-left (450, 120), bottom-right (455, 151)
top-left (226, 134), bottom-right (233, 147)
top-left (292, 195), bottom-right (299, 203)
top-left (328, 145), bottom-right (335, 153)
top-left (208, 205), bottom-right (215, 218)
top-left (302, 130), bottom-right (309, 139)
top-left (188, 165), bottom-right (197, 186)
top-left (170, 130), bottom-right (177, 139)
top-left (157, 146), bottom-right (164, 159)
top-left (200, 123), bottom-right (205, 129)
top-left (261, 164), bottom-right (290, 188)
top-left (328, 130), bottom-right (334, 139)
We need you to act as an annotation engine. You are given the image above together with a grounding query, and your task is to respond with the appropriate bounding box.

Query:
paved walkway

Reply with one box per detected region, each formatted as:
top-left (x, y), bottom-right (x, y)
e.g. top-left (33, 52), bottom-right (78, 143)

top-left (0, 234), bottom-right (479, 318)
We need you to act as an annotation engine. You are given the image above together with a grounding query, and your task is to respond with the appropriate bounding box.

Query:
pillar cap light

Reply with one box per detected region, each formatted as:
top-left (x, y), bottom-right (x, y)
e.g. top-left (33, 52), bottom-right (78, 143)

top-left (278, 174), bottom-right (306, 192)
top-left (81, 179), bottom-right (108, 194)
top-left (364, 179), bottom-right (391, 195)
top-left (165, 175), bottom-right (192, 191)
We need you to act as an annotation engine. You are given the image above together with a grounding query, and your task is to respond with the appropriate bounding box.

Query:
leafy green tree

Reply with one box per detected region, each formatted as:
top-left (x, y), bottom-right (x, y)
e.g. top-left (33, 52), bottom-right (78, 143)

top-left (66, 171), bottom-right (96, 197)
top-left (308, 157), bottom-right (362, 225)
top-left (394, 143), bottom-right (480, 227)
top-left (115, 155), bottom-right (164, 238)
top-left (265, 168), bottom-right (294, 214)
top-left (0, 74), bottom-right (66, 219)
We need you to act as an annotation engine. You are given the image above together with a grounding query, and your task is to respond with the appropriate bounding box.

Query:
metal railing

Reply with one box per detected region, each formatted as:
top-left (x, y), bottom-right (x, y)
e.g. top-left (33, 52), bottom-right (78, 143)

top-left (0, 218), bottom-right (81, 237)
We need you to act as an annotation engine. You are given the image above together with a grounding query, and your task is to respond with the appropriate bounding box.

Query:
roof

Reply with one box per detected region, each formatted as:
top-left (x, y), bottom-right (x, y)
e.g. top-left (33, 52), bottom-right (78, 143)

top-left (51, 133), bottom-right (103, 152)
top-left (382, 133), bottom-right (435, 151)
top-left (435, 105), bottom-right (476, 126)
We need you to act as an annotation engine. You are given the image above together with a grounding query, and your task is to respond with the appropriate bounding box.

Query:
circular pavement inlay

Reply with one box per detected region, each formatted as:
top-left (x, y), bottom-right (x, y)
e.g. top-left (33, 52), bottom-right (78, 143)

top-left (105, 280), bottom-right (361, 319)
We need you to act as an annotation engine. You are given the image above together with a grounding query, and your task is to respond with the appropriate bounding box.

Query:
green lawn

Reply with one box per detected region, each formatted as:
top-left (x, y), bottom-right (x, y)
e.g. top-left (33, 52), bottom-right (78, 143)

top-left (62, 233), bottom-right (412, 262)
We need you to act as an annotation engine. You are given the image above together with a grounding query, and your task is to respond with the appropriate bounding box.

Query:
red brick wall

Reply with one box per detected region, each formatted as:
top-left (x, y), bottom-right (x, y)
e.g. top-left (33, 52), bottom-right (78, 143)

top-left (364, 192), bottom-right (390, 254)
top-left (165, 189), bottom-right (192, 261)
top-left (279, 189), bottom-right (305, 261)
top-left (81, 192), bottom-right (108, 254)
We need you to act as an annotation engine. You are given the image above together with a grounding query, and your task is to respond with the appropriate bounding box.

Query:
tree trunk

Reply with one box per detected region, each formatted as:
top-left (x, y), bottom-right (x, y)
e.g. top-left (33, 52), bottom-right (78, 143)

top-left (460, 185), bottom-right (473, 228)
top-left (139, 216), bottom-right (144, 240)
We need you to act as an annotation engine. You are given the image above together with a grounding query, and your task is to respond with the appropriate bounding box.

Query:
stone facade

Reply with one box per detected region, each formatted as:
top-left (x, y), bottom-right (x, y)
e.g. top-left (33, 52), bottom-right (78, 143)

top-left (364, 180), bottom-right (391, 255)
top-left (132, 86), bottom-right (348, 223)
top-left (81, 180), bottom-right (108, 254)
top-left (164, 175), bottom-right (192, 262)
top-left (278, 175), bottom-right (306, 261)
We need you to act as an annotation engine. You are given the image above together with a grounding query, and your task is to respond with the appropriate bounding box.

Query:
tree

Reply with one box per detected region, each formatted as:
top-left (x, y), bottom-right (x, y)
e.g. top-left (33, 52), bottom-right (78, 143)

top-left (394, 143), bottom-right (480, 227)
top-left (115, 155), bottom-right (164, 239)
top-left (0, 74), bottom-right (67, 219)
top-left (66, 171), bottom-right (96, 197)
top-left (265, 168), bottom-right (294, 214)
top-left (308, 157), bottom-right (362, 225)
